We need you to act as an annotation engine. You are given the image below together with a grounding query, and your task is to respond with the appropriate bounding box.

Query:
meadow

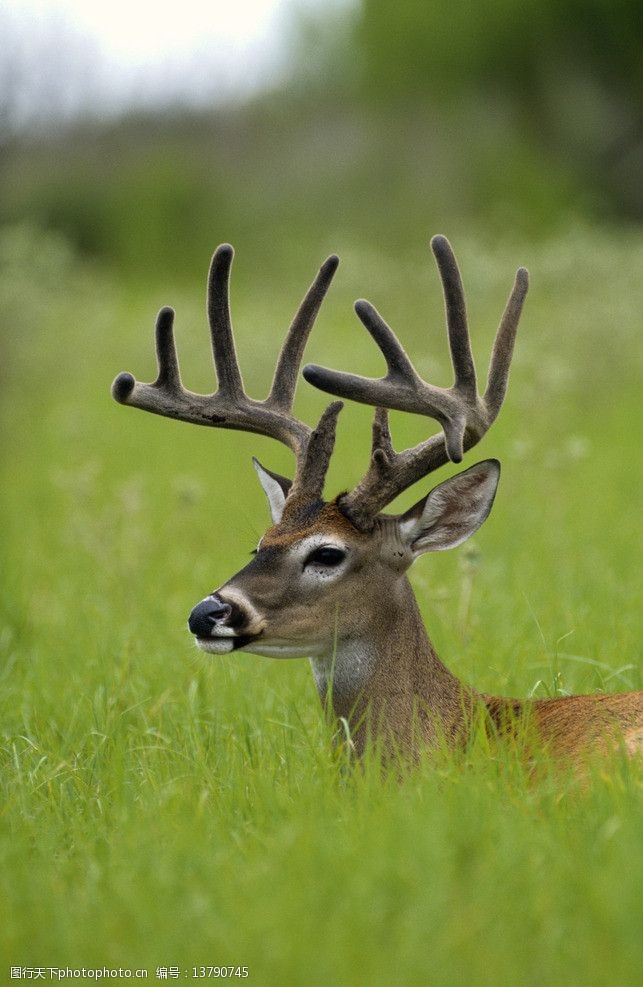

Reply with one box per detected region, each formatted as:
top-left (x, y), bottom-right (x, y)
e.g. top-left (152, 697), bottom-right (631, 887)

top-left (1, 219), bottom-right (641, 985)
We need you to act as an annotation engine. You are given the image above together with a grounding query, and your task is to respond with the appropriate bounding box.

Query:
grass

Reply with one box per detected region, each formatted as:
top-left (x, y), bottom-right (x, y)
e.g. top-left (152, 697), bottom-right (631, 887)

top-left (1, 222), bottom-right (641, 985)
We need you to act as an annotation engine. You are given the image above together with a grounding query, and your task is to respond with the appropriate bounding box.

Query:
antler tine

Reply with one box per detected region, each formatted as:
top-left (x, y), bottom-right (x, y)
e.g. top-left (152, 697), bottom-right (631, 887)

top-left (207, 244), bottom-right (244, 399)
top-left (111, 305), bottom-right (189, 417)
top-left (288, 401), bottom-right (344, 504)
top-left (484, 266), bottom-right (529, 419)
top-left (371, 407), bottom-right (395, 464)
top-left (303, 297), bottom-right (419, 403)
top-left (431, 235), bottom-right (477, 397)
top-left (269, 255), bottom-right (340, 412)
top-left (304, 236), bottom-right (528, 527)
top-left (153, 306), bottom-right (182, 390)
top-left (353, 300), bottom-right (419, 381)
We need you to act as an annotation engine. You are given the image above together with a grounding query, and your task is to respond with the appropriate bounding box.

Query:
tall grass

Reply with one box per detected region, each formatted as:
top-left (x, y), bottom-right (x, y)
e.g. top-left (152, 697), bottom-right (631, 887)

top-left (1, 223), bottom-right (641, 984)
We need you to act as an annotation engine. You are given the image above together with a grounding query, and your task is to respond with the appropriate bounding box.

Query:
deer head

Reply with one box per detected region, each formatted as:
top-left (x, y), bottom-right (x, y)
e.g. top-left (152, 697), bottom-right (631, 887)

top-left (112, 237), bottom-right (527, 701)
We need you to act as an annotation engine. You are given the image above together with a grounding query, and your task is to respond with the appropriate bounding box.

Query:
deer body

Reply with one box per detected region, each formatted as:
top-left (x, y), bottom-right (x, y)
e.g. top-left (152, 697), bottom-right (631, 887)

top-left (112, 236), bottom-right (642, 766)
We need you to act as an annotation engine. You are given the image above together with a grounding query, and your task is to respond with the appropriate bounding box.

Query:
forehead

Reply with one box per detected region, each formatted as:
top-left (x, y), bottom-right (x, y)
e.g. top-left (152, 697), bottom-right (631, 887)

top-left (260, 501), bottom-right (368, 549)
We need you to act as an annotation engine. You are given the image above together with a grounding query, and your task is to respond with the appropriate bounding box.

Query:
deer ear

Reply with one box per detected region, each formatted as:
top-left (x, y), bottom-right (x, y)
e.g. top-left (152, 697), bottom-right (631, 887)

top-left (398, 460), bottom-right (500, 555)
top-left (252, 458), bottom-right (292, 524)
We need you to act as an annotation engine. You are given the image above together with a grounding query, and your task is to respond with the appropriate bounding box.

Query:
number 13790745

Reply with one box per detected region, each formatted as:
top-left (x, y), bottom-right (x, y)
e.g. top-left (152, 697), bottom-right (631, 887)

top-left (192, 968), bottom-right (249, 979)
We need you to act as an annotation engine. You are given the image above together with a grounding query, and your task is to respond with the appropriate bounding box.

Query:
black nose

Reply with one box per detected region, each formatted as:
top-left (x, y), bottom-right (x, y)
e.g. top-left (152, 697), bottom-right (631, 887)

top-left (188, 595), bottom-right (233, 637)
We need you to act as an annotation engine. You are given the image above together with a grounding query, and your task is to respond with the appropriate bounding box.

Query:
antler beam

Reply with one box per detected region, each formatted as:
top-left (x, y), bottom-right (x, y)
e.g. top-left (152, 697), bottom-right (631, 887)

top-left (303, 236), bottom-right (528, 527)
top-left (112, 245), bottom-right (340, 492)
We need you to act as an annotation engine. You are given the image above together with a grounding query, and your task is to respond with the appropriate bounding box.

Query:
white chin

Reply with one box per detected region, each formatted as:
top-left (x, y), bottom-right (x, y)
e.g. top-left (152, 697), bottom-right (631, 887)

top-left (195, 638), bottom-right (235, 655)
top-left (194, 636), bottom-right (325, 659)
top-left (243, 640), bottom-right (325, 659)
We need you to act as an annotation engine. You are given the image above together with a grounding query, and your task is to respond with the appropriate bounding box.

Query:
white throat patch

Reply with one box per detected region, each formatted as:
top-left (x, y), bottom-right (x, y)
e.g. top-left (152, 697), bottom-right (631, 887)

top-left (310, 640), bottom-right (377, 704)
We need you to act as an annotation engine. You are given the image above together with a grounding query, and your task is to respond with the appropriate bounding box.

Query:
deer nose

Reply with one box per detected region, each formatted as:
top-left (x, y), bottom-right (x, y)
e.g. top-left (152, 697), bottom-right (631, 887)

top-left (188, 595), bottom-right (233, 637)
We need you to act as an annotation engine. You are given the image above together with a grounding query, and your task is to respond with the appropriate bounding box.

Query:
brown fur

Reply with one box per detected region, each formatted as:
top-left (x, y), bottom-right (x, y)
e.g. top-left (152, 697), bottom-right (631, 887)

top-left (529, 693), bottom-right (642, 758)
top-left (483, 692), bottom-right (643, 753)
top-left (262, 500), bottom-right (368, 545)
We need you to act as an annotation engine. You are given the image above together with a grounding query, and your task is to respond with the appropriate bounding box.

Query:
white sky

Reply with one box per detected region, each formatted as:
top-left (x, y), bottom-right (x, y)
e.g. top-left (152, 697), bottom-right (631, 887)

top-left (6, 0), bottom-right (288, 62)
top-left (2, 0), bottom-right (330, 122)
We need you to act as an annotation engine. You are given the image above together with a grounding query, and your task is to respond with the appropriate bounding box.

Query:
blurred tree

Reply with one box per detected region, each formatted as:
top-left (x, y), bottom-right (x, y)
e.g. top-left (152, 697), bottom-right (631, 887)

top-left (352, 0), bottom-right (643, 214)
top-left (1, 0), bottom-right (641, 278)
top-left (292, 0), bottom-right (643, 217)
top-left (356, 0), bottom-right (642, 103)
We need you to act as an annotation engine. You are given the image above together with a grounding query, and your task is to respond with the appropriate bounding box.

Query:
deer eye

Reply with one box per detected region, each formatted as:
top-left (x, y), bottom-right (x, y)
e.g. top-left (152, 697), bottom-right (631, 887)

top-left (304, 546), bottom-right (346, 568)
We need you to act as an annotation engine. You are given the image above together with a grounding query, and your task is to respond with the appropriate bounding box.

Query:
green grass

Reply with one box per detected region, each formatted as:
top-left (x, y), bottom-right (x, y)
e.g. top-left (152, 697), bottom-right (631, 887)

top-left (1, 223), bottom-right (641, 985)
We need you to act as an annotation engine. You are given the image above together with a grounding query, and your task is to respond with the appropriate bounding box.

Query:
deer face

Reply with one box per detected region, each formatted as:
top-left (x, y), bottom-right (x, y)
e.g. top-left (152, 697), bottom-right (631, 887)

top-left (189, 501), bottom-right (373, 658)
top-left (188, 459), bottom-right (500, 659)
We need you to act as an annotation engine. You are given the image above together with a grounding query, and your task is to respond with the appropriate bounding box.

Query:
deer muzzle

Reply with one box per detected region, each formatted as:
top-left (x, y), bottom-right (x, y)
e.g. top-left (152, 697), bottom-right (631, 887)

top-left (188, 595), bottom-right (236, 638)
top-left (188, 591), bottom-right (265, 654)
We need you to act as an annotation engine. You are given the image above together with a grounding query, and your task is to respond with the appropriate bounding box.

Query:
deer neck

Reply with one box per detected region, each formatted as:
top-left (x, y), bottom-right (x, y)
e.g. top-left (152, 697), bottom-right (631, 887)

top-left (310, 575), bottom-right (477, 756)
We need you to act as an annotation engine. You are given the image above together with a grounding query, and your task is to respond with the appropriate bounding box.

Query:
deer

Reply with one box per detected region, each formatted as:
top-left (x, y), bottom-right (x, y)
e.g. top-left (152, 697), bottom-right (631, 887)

top-left (112, 236), bottom-right (642, 763)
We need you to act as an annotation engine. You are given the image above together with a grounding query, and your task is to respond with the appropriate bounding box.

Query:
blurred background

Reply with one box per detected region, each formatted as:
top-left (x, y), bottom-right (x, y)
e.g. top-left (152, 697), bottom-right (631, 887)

top-left (2, 1), bottom-right (643, 976)
top-left (1, 0), bottom-right (642, 279)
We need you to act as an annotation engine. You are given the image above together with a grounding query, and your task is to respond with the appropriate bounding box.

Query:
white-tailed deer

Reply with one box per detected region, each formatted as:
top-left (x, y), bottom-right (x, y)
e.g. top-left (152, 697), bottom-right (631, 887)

top-left (112, 237), bottom-right (642, 762)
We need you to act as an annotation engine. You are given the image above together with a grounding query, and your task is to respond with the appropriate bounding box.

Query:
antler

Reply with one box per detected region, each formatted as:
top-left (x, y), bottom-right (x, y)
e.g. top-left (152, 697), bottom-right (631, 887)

top-left (303, 235), bottom-right (528, 528)
top-left (112, 244), bottom-right (341, 502)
